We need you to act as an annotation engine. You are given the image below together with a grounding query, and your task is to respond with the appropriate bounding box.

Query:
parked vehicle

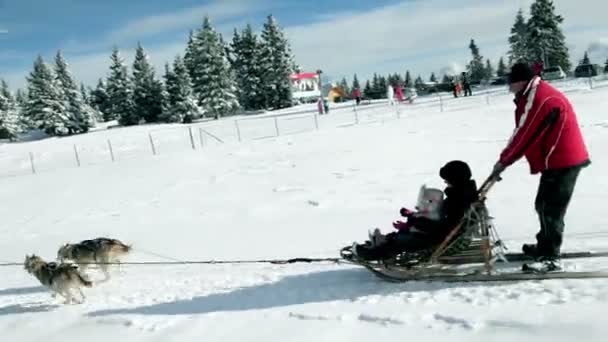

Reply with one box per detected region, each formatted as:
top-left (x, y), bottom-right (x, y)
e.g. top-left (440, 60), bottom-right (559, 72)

top-left (574, 64), bottom-right (602, 78)
top-left (541, 66), bottom-right (566, 80)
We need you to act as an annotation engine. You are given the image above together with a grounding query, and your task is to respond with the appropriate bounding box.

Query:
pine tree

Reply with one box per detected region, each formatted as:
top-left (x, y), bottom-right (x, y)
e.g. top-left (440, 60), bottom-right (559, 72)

top-left (526, 0), bottom-right (571, 72)
top-left (604, 58), bottom-right (608, 73)
top-left (25, 55), bottom-right (68, 135)
top-left (259, 15), bottom-right (294, 109)
top-left (184, 30), bottom-right (197, 81)
top-left (90, 79), bottom-right (111, 121)
top-left (352, 74), bottom-right (360, 91)
top-left (0, 80), bottom-right (20, 140)
top-left (414, 75), bottom-right (424, 90)
top-left (497, 57), bottom-right (507, 78)
top-left (54, 51), bottom-right (93, 134)
top-left (15, 89), bottom-right (29, 129)
top-left (467, 39), bottom-right (486, 83)
top-left (106, 47), bottom-right (136, 125)
top-left (441, 74), bottom-right (451, 84)
top-left (363, 80), bottom-right (373, 98)
top-left (339, 77), bottom-right (350, 99)
top-left (189, 17), bottom-right (239, 119)
top-left (508, 9), bottom-right (528, 64)
top-left (484, 59), bottom-right (494, 80)
top-left (231, 24), bottom-right (264, 110)
top-left (404, 71), bottom-right (412, 88)
top-left (429, 72), bottom-right (437, 83)
top-left (580, 51), bottom-right (591, 65)
top-left (161, 56), bottom-right (201, 123)
top-left (131, 43), bottom-right (163, 123)
top-left (80, 83), bottom-right (89, 104)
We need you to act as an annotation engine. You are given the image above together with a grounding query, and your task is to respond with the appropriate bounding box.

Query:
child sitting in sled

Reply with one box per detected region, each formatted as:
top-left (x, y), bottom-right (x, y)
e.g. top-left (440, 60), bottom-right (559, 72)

top-left (352, 160), bottom-right (479, 261)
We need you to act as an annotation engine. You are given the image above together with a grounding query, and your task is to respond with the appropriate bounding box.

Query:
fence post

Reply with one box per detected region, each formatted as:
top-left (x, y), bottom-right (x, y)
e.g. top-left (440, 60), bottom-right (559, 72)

top-left (149, 132), bottom-right (157, 155)
top-left (73, 144), bottom-right (81, 167)
top-left (198, 127), bottom-right (205, 148)
top-left (439, 94), bottom-right (444, 112)
top-left (589, 77), bottom-right (593, 90)
top-left (235, 120), bottom-right (242, 142)
top-left (396, 103), bottom-right (401, 119)
top-left (486, 93), bottom-right (490, 105)
top-left (274, 117), bottom-right (280, 136)
top-left (188, 126), bottom-right (196, 150)
top-left (353, 103), bottom-right (359, 124)
top-left (313, 112), bottom-right (319, 130)
top-left (29, 152), bottom-right (36, 174)
top-left (107, 139), bottom-right (115, 162)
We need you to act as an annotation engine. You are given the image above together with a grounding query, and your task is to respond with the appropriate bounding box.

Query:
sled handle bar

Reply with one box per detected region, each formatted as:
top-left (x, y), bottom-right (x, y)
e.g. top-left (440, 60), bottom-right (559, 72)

top-left (477, 174), bottom-right (501, 201)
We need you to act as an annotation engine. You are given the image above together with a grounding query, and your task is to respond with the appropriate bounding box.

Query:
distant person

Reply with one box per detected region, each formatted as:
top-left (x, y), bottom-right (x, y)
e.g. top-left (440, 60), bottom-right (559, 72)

top-left (387, 85), bottom-right (395, 105)
top-left (491, 62), bottom-right (590, 273)
top-left (461, 72), bottom-right (472, 96)
top-left (352, 88), bottom-right (362, 105)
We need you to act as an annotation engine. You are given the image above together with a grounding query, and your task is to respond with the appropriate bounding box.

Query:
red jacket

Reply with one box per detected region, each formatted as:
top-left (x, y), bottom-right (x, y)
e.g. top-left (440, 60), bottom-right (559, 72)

top-left (499, 76), bottom-right (590, 174)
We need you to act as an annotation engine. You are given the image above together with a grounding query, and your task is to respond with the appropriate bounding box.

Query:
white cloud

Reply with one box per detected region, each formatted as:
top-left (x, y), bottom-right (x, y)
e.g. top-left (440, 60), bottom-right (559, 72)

top-left (285, 0), bottom-right (608, 81)
top-left (3, 0), bottom-right (608, 90)
top-left (105, 0), bottom-right (259, 44)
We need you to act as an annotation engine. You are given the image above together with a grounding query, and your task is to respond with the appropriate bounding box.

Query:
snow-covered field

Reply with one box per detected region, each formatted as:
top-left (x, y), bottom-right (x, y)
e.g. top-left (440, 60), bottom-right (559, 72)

top-left (1, 81), bottom-right (608, 341)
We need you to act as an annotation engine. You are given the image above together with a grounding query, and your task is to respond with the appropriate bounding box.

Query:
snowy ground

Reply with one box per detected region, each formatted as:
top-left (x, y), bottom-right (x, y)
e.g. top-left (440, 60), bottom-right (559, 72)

top-left (1, 80), bottom-right (608, 341)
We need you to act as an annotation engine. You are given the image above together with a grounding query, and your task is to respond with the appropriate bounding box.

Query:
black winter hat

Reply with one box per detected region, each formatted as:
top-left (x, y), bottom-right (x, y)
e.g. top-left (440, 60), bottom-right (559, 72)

top-left (440, 160), bottom-right (472, 185)
top-left (507, 62), bottom-right (535, 84)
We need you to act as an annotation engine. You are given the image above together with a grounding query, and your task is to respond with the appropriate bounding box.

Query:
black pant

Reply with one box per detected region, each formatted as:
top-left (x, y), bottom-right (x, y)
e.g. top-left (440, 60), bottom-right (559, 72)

top-left (534, 164), bottom-right (585, 258)
top-left (356, 231), bottom-right (433, 261)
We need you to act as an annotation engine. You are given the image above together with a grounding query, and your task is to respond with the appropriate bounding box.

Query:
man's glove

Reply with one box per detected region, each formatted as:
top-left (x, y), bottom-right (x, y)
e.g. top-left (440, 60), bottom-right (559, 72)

top-left (491, 161), bottom-right (506, 179)
top-left (399, 207), bottom-right (414, 217)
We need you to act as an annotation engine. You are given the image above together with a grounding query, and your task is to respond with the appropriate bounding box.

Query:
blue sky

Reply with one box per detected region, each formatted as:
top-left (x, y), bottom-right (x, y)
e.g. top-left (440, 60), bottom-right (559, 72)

top-left (1, 0), bottom-right (607, 90)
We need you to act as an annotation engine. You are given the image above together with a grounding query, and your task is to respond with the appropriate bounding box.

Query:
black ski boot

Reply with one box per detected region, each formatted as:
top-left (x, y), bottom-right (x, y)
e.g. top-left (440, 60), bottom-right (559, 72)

top-left (522, 243), bottom-right (538, 258)
top-left (522, 257), bottom-right (562, 273)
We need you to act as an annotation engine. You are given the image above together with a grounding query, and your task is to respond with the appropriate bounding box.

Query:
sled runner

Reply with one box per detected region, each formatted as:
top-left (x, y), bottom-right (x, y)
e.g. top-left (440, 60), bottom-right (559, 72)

top-left (340, 176), bottom-right (608, 283)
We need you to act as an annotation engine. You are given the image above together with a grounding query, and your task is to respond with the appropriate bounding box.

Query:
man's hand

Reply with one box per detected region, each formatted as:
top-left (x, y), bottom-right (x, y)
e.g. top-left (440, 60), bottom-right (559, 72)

top-left (491, 161), bottom-right (506, 179)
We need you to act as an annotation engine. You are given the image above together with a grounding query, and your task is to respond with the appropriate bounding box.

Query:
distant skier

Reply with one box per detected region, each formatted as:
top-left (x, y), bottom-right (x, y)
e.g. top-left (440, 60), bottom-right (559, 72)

top-left (394, 85), bottom-right (404, 103)
top-left (491, 62), bottom-right (590, 273)
top-left (352, 88), bottom-right (362, 105)
top-left (461, 72), bottom-right (472, 96)
top-left (387, 85), bottom-right (395, 105)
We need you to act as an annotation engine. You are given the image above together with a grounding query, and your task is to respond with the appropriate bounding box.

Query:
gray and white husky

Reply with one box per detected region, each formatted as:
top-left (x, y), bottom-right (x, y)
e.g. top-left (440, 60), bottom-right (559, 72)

top-left (24, 254), bottom-right (92, 304)
top-left (57, 237), bottom-right (131, 280)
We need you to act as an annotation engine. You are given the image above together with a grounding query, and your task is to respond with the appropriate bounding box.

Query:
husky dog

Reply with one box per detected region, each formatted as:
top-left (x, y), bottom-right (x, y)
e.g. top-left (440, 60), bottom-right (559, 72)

top-left (24, 254), bottom-right (92, 304)
top-left (57, 237), bottom-right (131, 280)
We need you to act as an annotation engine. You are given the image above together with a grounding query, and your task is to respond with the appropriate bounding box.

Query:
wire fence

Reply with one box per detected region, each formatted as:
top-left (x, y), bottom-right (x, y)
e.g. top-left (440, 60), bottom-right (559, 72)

top-left (1, 76), bottom-right (607, 179)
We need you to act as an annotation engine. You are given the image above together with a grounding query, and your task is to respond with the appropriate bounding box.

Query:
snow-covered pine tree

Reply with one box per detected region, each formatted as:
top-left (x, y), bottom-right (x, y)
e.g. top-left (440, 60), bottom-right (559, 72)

top-left (259, 15), bottom-right (294, 109)
top-left (190, 17), bottom-right (239, 119)
top-left (132, 43), bottom-right (163, 123)
top-left (80, 83), bottom-right (89, 104)
top-left (15, 88), bottom-right (30, 129)
top-left (107, 47), bottom-right (136, 125)
top-left (429, 72), bottom-right (437, 82)
top-left (441, 74), bottom-right (451, 84)
top-left (161, 56), bottom-right (201, 123)
top-left (580, 51), bottom-right (591, 65)
top-left (414, 75), bottom-right (424, 90)
top-left (184, 30), bottom-right (197, 81)
top-left (90, 78), bottom-right (111, 121)
top-left (363, 80), bottom-right (373, 98)
top-left (339, 77), bottom-right (350, 98)
top-left (54, 51), bottom-right (93, 134)
top-left (467, 39), bottom-right (486, 83)
top-left (497, 57), bottom-right (507, 78)
top-left (485, 59), bottom-right (494, 80)
top-left (25, 55), bottom-right (69, 135)
top-left (508, 9), bottom-right (528, 64)
top-left (231, 24), bottom-right (264, 111)
top-left (526, 0), bottom-right (571, 72)
top-left (352, 74), bottom-right (361, 91)
top-left (404, 71), bottom-right (412, 88)
top-left (0, 79), bottom-right (20, 140)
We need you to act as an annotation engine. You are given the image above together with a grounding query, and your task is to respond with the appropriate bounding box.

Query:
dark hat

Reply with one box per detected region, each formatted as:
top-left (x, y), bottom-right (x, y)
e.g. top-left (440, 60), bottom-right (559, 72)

top-left (440, 160), bottom-right (472, 185)
top-left (507, 62), bottom-right (535, 84)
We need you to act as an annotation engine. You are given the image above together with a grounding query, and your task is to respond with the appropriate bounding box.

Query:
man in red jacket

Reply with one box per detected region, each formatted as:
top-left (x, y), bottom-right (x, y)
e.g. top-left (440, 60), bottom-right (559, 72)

top-left (492, 62), bottom-right (590, 273)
